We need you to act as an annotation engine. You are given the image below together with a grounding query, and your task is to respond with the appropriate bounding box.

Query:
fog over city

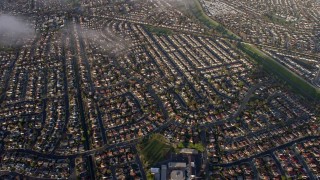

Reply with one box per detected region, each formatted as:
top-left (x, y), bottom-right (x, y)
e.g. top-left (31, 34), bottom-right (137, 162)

top-left (0, 14), bottom-right (35, 46)
top-left (81, 28), bottom-right (130, 54)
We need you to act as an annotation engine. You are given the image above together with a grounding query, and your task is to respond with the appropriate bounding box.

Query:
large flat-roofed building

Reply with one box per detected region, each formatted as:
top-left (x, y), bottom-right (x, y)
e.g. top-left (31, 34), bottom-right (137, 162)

top-left (180, 148), bottom-right (198, 155)
top-left (161, 165), bottom-right (167, 180)
top-left (168, 162), bottom-right (187, 169)
top-left (151, 168), bottom-right (160, 180)
top-left (151, 168), bottom-right (160, 174)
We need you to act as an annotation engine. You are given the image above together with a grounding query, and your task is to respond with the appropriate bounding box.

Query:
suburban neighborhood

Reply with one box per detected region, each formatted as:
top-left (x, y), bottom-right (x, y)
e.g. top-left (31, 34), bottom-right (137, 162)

top-left (0, 0), bottom-right (319, 179)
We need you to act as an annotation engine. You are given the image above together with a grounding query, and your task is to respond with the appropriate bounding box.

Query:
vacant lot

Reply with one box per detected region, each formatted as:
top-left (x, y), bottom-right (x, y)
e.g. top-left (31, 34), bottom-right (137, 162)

top-left (138, 134), bottom-right (173, 167)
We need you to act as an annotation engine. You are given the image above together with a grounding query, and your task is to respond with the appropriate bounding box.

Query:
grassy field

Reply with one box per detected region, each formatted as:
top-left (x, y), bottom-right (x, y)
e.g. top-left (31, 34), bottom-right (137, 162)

top-left (0, 46), bottom-right (15, 52)
top-left (143, 25), bottom-right (173, 36)
top-left (138, 134), bottom-right (173, 167)
top-left (264, 13), bottom-right (295, 25)
top-left (177, 142), bottom-right (205, 152)
top-left (238, 42), bottom-right (320, 100)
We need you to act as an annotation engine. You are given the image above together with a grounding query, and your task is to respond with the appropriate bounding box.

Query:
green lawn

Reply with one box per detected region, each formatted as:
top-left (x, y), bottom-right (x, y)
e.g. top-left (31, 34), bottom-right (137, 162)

top-left (138, 134), bottom-right (173, 167)
top-left (0, 46), bottom-right (15, 52)
top-left (143, 25), bottom-right (173, 36)
top-left (264, 13), bottom-right (294, 25)
top-left (177, 142), bottom-right (205, 152)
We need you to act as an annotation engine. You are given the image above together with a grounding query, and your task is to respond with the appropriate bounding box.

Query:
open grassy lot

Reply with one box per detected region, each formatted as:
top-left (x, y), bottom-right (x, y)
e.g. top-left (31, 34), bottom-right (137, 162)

top-left (138, 134), bottom-right (173, 167)
top-left (177, 142), bottom-right (205, 152)
top-left (238, 42), bottom-right (320, 100)
top-left (143, 25), bottom-right (173, 36)
top-left (264, 12), bottom-right (295, 25)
